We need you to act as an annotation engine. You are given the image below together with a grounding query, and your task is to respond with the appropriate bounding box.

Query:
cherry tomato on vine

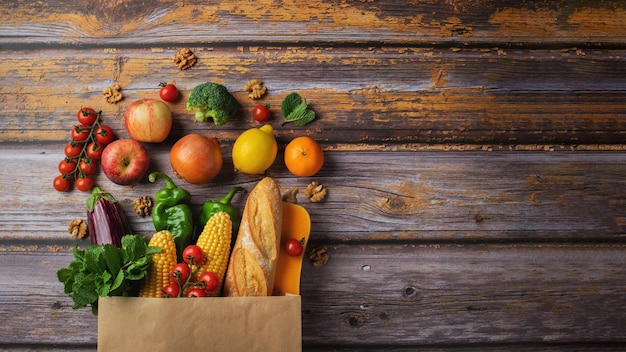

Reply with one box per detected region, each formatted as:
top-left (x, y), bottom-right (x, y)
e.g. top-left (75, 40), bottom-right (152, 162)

top-left (77, 107), bottom-right (99, 126)
top-left (159, 82), bottom-right (179, 102)
top-left (53, 175), bottom-right (71, 192)
top-left (71, 125), bottom-right (90, 142)
top-left (198, 271), bottom-right (220, 292)
top-left (79, 158), bottom-right (96, 175)
top-left (162, 283), bottom-right (180, 298)
top-left (94, 125), bottom-right (115, 145)
top-left (75, 175), bottom-right (94, 192)
top-left (186, 288), bottom-right (207, 298)
top-left (58, 159), bottom-right (77, 175)
top-left (182, 245), bottom-right (204, 265)
top-left (64, 142), bottom-right (84, 158)
top-left (285, 238), bottom-right (304, 257)
top-left (85, 142), bottom-right (104, 160)
top-left (170, 263), bottom-right (191, 285)
top-left (252, 104), bottom-right (271, 122)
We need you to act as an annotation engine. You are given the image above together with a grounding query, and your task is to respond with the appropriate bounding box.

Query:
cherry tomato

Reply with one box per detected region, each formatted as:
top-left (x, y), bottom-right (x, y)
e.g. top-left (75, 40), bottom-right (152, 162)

top-left (85, 142), bottom-right (104, 160)
top-left (182, 245), bottom-right (204, 265)
top-left (252, 104), bottom-right (271, 122)
top-left (79, 158), bottom-right (96, 175)
top-left (53, 175), bottom-right (71, 192)
top-left (186, 288), bottom-right (207, 298)
top-left (77, 107), bottom-right (99, 126)
top-left (170, 263), bottom-right (191, 285)
top-left (71, 125), bottom-right (90, 142)
top-left (159, 82), bottom-right (179, 102)
top-left (94, 125), bottom-right (115, 145)
top-left (64, 142), bottom-right (84, 158)
top-left (162, 283), bottom-right (181, 298)
top-left (198, 271), bottom-right (220, 292)
top-left (58, 159), bottom-right (77, 175)
top-left (75, 175), bottom-right (94, 192)
top-left (285, 238), bottom-right (304, 257)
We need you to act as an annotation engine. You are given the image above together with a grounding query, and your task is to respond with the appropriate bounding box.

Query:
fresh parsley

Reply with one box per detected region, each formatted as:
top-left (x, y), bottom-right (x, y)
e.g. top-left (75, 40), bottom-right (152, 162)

top-left (57, 234), bottom-right (161, 315)
top-left (281, 92), bottom-right (316, 126)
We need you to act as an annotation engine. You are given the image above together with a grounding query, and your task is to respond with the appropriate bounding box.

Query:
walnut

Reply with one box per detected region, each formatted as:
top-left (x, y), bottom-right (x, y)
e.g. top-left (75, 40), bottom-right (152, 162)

top-left (133, 196), bottom-right (153, 217)
top-left (244, 79), bottom-right (267, 99)
top-left (305, 181), bottom-right (327, 202)
top-left (174, 48), bottom-right (197, 70)
top-left (68, 219), bottom-right (88, 239)
top-left (308, 246), bottom-right (330, 267)
top-left (102, 84), bottom-right (123, 104)
top-left (282, 187), bottom-right (299, 204)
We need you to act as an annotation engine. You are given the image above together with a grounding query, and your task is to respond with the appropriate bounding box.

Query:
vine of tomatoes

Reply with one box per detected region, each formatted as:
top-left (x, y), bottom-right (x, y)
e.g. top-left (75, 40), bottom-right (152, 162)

top-left (53, 108), bottom-right (115, 192)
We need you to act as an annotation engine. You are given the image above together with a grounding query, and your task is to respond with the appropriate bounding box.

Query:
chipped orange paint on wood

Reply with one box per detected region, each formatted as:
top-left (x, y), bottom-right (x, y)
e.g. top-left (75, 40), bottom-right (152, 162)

top-left (3, 1), bottom-right (626, 43)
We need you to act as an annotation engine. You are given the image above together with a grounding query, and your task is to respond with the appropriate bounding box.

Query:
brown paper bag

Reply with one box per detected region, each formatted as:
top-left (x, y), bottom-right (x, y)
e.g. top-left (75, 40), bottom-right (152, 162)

top-left (98, 296), bottom-right (301, 352)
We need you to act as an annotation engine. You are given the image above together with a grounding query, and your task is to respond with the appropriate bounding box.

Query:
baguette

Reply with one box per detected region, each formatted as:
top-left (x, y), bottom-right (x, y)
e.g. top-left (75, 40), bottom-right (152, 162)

top-left (223, 177), bottom-right (283, 296)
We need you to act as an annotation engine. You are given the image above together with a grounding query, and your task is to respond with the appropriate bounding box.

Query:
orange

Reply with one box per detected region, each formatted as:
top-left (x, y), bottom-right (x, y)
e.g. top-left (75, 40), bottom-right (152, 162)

top-left (284, 136), bottom-right (324, 177)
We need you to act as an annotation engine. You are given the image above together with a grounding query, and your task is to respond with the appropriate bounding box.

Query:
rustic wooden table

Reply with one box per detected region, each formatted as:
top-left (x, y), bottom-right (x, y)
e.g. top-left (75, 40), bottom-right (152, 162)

top-left (1, 1), bottom-right (625, 350)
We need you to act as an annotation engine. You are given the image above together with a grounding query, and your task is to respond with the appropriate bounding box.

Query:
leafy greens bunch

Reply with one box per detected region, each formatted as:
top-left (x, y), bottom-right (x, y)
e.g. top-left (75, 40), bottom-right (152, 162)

top-left (57, 234), bottom-right (161, 315)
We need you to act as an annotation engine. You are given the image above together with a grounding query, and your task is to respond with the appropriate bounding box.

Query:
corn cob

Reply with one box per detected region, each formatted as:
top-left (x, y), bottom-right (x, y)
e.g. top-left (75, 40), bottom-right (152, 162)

top-left (192, 211), bottom-right (232, 296)
top-left (138, 230), bottom-right (178, 298)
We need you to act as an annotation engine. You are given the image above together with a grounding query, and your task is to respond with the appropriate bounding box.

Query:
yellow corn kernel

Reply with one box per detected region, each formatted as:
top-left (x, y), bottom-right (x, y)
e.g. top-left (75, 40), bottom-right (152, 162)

top-left (138, 231), bottom-right (177, 298)
top-left (193, 211), bottom-right (232, 296)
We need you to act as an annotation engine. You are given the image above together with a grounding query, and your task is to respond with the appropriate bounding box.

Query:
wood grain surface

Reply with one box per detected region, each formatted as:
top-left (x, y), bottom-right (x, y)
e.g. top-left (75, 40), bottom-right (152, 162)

top-left (1, 0), bottom-right (625, 350)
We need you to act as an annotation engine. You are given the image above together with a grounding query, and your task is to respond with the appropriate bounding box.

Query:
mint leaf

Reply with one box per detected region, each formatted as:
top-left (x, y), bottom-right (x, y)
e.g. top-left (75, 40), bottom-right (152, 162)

top-left (83, 246), bottom-right (105, 274)
top-left (282, 92), bottom-right (316, 126)
top-left (103, 244), bottom-right (122, 274)
top-left (110, 270), bottom-right (125, 294)
top-left (286, 103), bottom-right (316, 126)
top-left (281, 92), bottom-right (302, 118)
top-left (96, 271), bottom-right (112, 297)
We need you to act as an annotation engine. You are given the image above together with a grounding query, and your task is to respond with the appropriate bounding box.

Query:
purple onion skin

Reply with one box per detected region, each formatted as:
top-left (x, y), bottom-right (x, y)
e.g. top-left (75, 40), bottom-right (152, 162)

top-left (87, 198), bottom-right (133, 248)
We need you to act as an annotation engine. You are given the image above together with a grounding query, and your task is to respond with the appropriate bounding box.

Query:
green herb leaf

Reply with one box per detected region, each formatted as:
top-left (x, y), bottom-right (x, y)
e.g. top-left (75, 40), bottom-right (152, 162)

top-left (281, 93), bottom-right (316, 126)
top-left (103, 244), bottom-right (122, 274)
top-left (281, 92), bottom-right (302, 118)
top-left (285, 103), bottom-right (316, 126)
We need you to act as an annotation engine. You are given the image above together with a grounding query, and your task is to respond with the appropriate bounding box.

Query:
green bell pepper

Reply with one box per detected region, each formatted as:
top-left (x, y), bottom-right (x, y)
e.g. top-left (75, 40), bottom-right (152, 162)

top-left (149, 171), bottom-right (194, 260)
top-left (197, 186), bottom-right (246, 240)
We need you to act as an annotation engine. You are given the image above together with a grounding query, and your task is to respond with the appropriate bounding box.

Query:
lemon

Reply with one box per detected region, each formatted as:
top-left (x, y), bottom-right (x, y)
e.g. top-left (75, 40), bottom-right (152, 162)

top-left (232, 124), bottom-right (278, 174)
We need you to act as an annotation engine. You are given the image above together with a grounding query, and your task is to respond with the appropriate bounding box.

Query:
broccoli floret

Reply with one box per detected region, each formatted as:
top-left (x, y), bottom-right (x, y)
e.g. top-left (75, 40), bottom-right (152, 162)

top-left (186, 82), bottom-right (240, 125)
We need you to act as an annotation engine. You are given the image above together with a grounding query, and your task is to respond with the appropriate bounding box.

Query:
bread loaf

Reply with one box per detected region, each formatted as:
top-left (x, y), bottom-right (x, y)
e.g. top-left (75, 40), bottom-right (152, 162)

top-left (223, 177), bottom-right (282, 296)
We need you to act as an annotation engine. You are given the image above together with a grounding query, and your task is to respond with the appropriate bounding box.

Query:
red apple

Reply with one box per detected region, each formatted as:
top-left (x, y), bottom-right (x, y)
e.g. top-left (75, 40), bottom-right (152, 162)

top-left (101, 139), bottom-right (150, 185)
top-left (124, 98), bottom-right (172, 143)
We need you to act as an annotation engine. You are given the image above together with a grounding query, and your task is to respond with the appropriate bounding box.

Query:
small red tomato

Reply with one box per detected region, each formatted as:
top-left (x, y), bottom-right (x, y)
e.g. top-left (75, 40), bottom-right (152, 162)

top-left (58, 159), bottom-right (77, 175)
top-left (94, 125), bottom-right (115, 145)
top-left (198, 271), bottom-right (220, 292)
top-left (285, 238), bottom-right (304, 257)
top-left (252, 104), bottom-right (271, 122)
top-left (186, 288), bottom-right (208, 298)
top-left (85, 142), bottom-right (104, 160)
top-left (71, 125), bottom-right (90, 142)
top-left (75, 175), bottom-right (94, 192)
top-left (64, 142), bottom-right (84, 158)
top-left (79, 158), bottom-right (96, 175)
top-left (170, 263), bottom-right (191, 285)
top-left (53, 175), bottom-right (71, 192)
top-left (182, 245), bottom-right (204, 265)
top-left (162, 283), bottom-right (181, 298)
top-left (159, 82), bottom-right (179, 102)
top-left (77, 107), bottom-right (99, 126)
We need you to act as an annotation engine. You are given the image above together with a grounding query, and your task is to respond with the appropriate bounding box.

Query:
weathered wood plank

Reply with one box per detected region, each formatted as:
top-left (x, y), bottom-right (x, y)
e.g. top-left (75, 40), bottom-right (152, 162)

top-left (2, 1), bottom-right (626, 45)
top-left (1, 243), bottom-right (624, 347)
top-left (2, 47), bottom-right (625, 144)
top-left (1, 145), bottom-right (624, 242)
